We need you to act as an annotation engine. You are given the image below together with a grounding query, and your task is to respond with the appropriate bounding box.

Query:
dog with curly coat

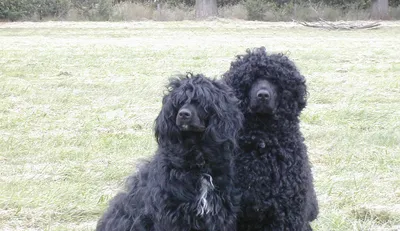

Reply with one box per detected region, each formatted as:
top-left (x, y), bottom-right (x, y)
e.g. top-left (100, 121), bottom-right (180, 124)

top-left (97, 73), bottom-right (243, 231)
top-left (223, 47), bottom-right (318, 231)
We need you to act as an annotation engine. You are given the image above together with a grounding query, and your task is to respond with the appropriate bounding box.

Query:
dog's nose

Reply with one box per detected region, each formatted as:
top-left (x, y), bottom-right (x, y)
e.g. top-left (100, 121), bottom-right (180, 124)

top-left (257, 90), bottom-right (270, 100)
top-left (178, 108), bottom-right (192, 120)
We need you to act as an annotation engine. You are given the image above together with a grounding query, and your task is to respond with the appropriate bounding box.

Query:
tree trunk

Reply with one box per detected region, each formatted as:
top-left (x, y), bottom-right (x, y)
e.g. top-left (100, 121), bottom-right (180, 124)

top-left (371, 0), bottom-right (389, 20)
top-left (195, 0), bottom-right (218, 19)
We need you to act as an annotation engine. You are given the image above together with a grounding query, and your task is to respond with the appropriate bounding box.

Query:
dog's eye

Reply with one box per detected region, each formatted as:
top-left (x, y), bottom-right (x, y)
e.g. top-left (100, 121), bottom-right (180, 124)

top-left (189, 99), bottom-right (199, 105)
top-left (197, 107), bottom-right (209, 119)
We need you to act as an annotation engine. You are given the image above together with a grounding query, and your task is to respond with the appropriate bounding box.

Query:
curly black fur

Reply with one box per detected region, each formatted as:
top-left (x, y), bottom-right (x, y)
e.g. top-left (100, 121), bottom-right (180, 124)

top-left (223, 47), bottom-right (319, 231)
top-left (97, 73), bottom-right (243, 231)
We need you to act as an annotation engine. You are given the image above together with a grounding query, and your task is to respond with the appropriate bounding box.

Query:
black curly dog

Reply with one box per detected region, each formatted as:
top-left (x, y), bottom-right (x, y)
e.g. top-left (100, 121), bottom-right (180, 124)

top-left (223, 47), bottom-right (318, 231)
top-left (97, 74), bottom-right (243, 231)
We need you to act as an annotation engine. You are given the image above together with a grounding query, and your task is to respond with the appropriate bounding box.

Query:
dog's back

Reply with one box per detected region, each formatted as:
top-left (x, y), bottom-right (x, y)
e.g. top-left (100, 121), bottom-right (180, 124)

top-left (96, 164), bottom-right (150, 231)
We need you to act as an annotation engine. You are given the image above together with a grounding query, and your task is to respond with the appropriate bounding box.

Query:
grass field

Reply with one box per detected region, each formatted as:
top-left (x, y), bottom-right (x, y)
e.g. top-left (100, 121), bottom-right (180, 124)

top-left (0, 20), bottom-right (399, 231)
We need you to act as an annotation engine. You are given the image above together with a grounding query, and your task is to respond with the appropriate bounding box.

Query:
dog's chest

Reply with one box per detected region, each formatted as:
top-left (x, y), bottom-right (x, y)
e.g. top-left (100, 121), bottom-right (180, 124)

top-left (185, 149), bottom-right (224, 217)
top-left (242, 132), bottom-right (295, 161)
top-left (196, 173), bottom-right (217, 216)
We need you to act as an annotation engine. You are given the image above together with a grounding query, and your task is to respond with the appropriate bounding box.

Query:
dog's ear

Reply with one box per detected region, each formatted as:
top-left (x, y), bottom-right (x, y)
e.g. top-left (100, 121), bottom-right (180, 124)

top-left (289, 77), bottom-right (307, 115)
top-left (222, 64), bottom-right (254, 113)
top-left (154, 94), bottom-right (181, 145)
top-left (262, 53), bottom-right (307, 117)
top-left (275, 55), bottom-right (308, 116)
top-left (205, 81), bottom-right (243, 147)
top-left (154, 76), bottom-right (189, 145)
top-left (276, 82), bottom-right (307, 118)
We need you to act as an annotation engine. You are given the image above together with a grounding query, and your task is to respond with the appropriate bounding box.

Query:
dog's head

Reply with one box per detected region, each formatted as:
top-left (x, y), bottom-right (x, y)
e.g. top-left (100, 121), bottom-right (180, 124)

top-left (155, 73), bottom-right (243, 146)
top-left (223, 47), bottom-right (307, 119)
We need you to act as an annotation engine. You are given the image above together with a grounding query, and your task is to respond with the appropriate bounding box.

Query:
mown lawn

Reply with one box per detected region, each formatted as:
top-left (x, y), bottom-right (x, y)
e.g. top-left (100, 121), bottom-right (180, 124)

top-left (0, 20), bottom-right (399, 231)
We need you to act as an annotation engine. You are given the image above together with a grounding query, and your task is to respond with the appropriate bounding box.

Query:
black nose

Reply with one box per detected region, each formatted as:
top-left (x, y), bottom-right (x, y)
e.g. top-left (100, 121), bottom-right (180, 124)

top-left (178, 108), bottom-right (192, 120)
top-left (257, 90), bottom-right (270, 100)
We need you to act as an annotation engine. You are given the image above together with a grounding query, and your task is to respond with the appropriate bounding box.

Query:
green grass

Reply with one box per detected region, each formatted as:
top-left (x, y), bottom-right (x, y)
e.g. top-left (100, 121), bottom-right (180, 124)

top-left (1, 20), bottom-right (399, 231)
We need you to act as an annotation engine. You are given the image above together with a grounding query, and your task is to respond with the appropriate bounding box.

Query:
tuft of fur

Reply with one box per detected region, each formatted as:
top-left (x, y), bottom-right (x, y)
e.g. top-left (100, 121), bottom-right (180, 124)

top-left (97, 73), bottom-right (243, 231)
top-left (223, 47), bottom-right (319, 231)
top-left (196, 174), bottom-right (215, 216)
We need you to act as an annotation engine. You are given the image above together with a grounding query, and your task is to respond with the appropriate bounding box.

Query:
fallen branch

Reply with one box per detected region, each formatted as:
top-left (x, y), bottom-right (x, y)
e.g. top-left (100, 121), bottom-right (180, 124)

top-left (294, 20), bottom-right (381, 30)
